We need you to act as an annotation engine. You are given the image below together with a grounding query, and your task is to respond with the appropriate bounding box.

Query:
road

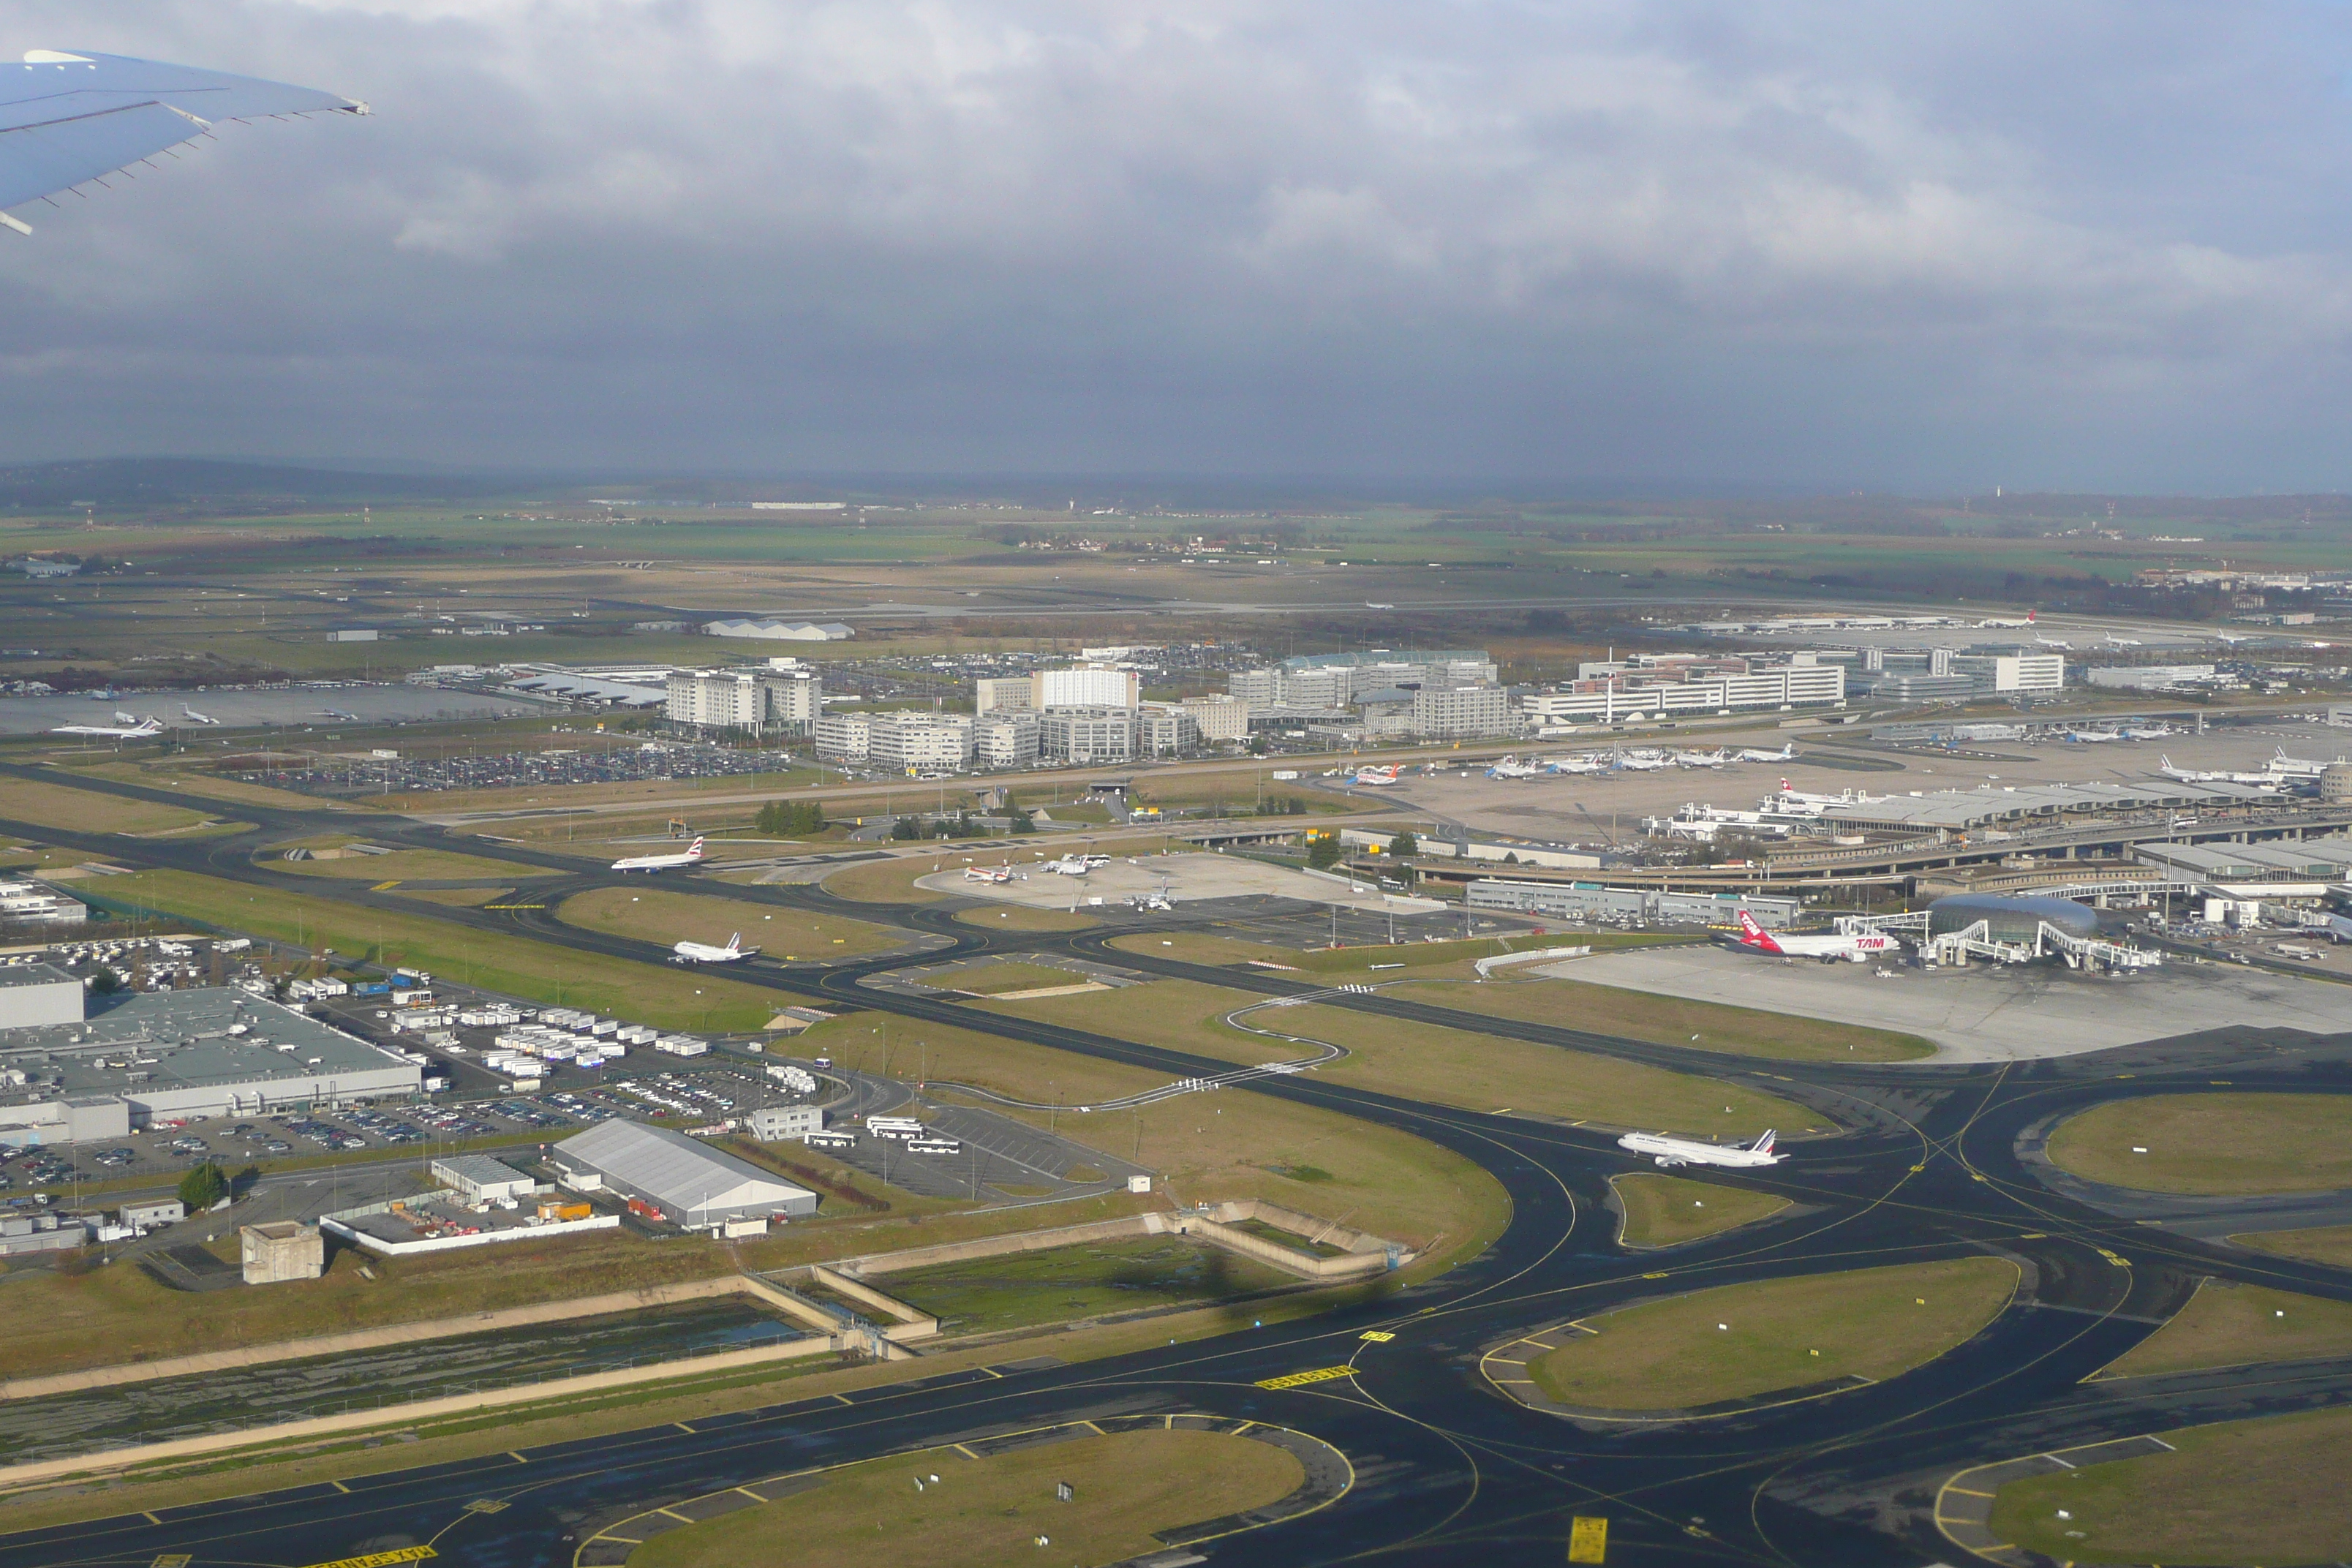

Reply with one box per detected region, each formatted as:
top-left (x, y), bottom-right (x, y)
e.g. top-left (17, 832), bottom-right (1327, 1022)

top-left (0, 764), bottom-right (2349, 1567)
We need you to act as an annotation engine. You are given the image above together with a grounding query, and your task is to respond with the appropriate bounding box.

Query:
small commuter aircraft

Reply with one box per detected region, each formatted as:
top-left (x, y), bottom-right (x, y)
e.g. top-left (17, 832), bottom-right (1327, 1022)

top-left (613, 836), bottom-right (706, 872)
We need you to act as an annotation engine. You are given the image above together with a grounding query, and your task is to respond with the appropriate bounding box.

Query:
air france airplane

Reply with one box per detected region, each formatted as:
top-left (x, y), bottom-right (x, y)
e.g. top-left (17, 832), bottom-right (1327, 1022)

top-left (1618, 1128), bottom-right (1782, 1169)
top-left (673, 931), bottom-right (754, 964)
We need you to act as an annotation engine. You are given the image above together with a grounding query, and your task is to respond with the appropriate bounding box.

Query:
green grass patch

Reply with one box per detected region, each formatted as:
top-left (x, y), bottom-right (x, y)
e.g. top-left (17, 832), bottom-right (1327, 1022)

top-left (0, 775), bottom-right (215, 835)
top-left (2097, 1279), bottom-right (2352, 1379)
top-left (949, 962), bottom-right (1098, 995)
top-left (1529, 1256), bottom-right (2018, 1411)
top-left (2046, 1094), bottom-right (2352, 1195)
top-left (632, 1428), bottom-right (1304, 1568)
top-left (99, 867), bottom-right (788, 1031)
top-left (1610, 1173), bottom-right (1791, 1248)
top-left (1989, 1406), bottom-right (2352, 1566)
top-left (272, 845), bottom-right (549, 881)
top-left (1393, 976), bottom-right (1937, 1062)
top-left (954, 905), bottom-right (1098, 932)
top-left (2232, 1224), bottom-right (2352, 1268)
top-left (882, 1235), bottom-right (1296, 1336)
top-left (977, 980), bottom-right (1827, 1138)
top-left (559, 885), bottom-right (902, 959)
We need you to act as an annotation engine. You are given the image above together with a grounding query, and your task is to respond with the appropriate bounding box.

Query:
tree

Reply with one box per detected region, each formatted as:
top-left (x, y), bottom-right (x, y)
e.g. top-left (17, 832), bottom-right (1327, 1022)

top-left (891, 815), bottom-right (924, 841)
top-left (1387, 831), bottom-right (1419, 859)
top-left (178, 1161), bottom-right (227, 1212)
top-left (88, 968), bottom-right (121, 995)
top-left (1305, 832), bottom-right (1343, 870)
top-left (1007, 807), bottom-right (1036, 834)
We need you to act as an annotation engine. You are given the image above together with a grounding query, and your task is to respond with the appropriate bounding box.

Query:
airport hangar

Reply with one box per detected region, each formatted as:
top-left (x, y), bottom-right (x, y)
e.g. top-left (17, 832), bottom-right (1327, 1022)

top-left (0, 969), bottom-right (421, 1147)
top-left (551, 1118), bottom-right (818, 1228)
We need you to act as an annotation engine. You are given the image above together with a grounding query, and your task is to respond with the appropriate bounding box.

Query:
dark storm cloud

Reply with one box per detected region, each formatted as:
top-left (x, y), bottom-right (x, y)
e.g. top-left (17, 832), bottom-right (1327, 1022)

top-left (4, 1), bottom-right (2351, 489)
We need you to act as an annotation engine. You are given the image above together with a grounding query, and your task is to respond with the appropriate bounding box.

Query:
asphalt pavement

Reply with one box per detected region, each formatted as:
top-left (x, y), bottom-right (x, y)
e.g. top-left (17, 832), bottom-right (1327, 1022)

top-left (1, 764), bottom-right (2350, 1567)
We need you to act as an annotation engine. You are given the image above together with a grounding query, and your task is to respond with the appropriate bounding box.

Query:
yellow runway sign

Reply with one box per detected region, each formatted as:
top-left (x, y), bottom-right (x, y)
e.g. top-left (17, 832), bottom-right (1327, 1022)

top-left (301, 1549), bottom-right (436, 1568)
top-left (1254, 1365), bottom-right (1354, 1390)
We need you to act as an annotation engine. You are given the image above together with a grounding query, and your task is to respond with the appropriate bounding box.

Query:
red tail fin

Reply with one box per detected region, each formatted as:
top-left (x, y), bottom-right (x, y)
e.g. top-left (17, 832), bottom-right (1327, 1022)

top-left (1735, 911), bottom-right (1781, 952)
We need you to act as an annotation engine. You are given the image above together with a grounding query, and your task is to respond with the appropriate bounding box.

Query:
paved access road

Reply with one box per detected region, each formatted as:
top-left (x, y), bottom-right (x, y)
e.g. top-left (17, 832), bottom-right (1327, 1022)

top-left (1, 765), bottom-right (2350, 1567)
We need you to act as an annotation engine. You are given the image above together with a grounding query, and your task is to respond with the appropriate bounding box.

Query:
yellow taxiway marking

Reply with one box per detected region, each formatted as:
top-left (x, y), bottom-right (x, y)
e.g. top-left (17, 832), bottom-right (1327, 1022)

top-left (298, 1550), bottom-right (437, 1568)
top-left (483, 903), bottom-right (545, 911)
top-left (370, 880), bottom-right (402, 892)
top-left (1360, 1330), bottom-right (1395, 1342)
top-left (673, 1421), bottom-right (696, 1433)
top-left (2096, 1248), bottom-right (2130, 1267)
top-left (1945, 1486), bottom-right (1996, 1498)
top-left (657, 1506), bottom-right (695, 1523)
top-left (508, 1450), bottom-right (528, 1463)
top-left (1256, 1365), bottom-right (1355, 1390)
top-left (954, 1443), bottom-right (980, 1459)
top-left (979, 1365), bottom-right (1003, 1379)
top-left (1640, 1271), bottom-right (1667, 1279)
top-left (329, 1480), bottom-right (350, 1493)
top-left (833, 1393), bottom-right (856, 1405)
top-left (141, 1514), bottom-right (165, 1526)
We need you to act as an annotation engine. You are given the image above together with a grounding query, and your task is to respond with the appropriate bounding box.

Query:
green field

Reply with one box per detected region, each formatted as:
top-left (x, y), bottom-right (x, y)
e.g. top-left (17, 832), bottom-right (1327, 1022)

top-left (0, 775), bottom-right (218, 836)
top-left (1990, 1406), bottom-right (2352, 1566)
top-left (881, 1235), bottom-right (1295, 1336)
top-left (977, 979), bottom-right (1826, 1138)
top-left (1527, 1256), bottom-right (2018, 1411)
top-left (1393, 976), bottom-right (1936, 1062)
top-left (2097, 1280), bottom-right (2352, 1379)
top-left (2046, 1094), bottom-right (2352, 1194)
top-left (948, 961), bottom-right (1099, 995)
top-left (1610, 1174), bottom-right (1792, 1248)
top-left (633, 1428), bottom-right (1304, 1568)
top-left (102, 868), bottom-right (788, 1031)
top-left (273, 845), bottom-right (549, 882)
top-left (794, 1013), bottom-right (1509, 1271)
top-left (2233, 1224), bottom-right (2352, 1267)
top-left (559, 885), bottom-right (902, 959)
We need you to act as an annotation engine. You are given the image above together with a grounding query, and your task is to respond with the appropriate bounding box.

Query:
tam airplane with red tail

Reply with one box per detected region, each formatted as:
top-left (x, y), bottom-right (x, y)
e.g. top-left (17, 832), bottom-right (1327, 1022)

top-left (1730, 909), bottom-right (1899, 963)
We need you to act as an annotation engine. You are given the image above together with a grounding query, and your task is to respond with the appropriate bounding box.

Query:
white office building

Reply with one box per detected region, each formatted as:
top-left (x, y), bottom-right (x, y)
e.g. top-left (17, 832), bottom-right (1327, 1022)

top-left (1411, 685), bottom-right (1512, 738)
top-left (1038, 666), bottom-right (1139, 709)
top-left (1040, 707), bottom-right (1137, 764)
top-left (666, 667), bottom-right (823, 735)
top-left (973, 712), bottom-right (1041, 768)
top-left (813, 713), bottom-right (872, 762)
top-left (2087, 664), bottom-right (2213, 690)
top-left (1138, 708), bottom-right (1202, 755)
top-left (866, 712), bottom-right (974, 772)
top-left (975, 675), bottom-right (1036, 715)
top-left (1179, 695), bottom-right (1251, 743)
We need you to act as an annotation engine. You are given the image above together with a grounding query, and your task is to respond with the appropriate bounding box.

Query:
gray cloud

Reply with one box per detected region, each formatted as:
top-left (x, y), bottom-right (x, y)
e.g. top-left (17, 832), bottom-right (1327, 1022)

top-left (3, 1), bottom-right (2350, 489)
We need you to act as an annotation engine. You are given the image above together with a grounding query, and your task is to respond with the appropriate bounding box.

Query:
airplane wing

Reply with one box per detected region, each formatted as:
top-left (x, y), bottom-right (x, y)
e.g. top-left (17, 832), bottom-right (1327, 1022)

top-left (1, 50), bottom-right (365, 227)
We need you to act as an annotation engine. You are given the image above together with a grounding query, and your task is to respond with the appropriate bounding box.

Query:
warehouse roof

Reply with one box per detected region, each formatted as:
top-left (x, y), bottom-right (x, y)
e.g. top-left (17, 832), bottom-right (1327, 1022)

top-left (552, 1119), bottom-right (813, 1219)
top-left (0, 962), bottom-right (77, 992)
top-left (0, 989), bottom-right (415, 1101)
top-left (1821, 780), bottom-right (2272, 832)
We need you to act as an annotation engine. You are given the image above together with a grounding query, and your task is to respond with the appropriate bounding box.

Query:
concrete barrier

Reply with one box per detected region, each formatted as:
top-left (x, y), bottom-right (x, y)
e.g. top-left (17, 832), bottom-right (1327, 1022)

top-left (0, 1273), bottom-right (780, 1403)
top-left (807, 1264), bottom-right (939, 1343)
top-left (831, 1213), bottom-right (1175, 1278)
top-left (0, 1332), bottom-right (844, 1490)
top-left (1473, 944), bottom-right (1593, 977)
top-left (1177, 1202), bottom-right (1404, 1281)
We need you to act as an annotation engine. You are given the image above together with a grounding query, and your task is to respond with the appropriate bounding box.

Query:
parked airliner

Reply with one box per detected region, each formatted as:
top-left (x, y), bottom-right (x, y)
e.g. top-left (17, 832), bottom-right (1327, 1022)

top-left (1729, 909), bottom-right (1899, 962)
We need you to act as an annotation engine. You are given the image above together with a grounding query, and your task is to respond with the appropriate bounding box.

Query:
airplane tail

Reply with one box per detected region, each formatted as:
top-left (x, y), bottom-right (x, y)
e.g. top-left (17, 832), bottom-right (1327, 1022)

top-left (724, 932), bottom-right (741, 954)
top-left (1734, 911), bottom-right (1779, 951)
top-left (1750, 1129), bottom-right (1776, 1156)
top-left (2026, 608), bottom-right (2035, 622)
top-left (686, 836), bottom-right (706, 859)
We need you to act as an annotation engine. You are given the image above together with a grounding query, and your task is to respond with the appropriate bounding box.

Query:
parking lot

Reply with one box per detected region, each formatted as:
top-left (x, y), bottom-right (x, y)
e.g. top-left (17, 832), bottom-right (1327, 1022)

top-left (818, 1099), bottom-right (1152, 1204)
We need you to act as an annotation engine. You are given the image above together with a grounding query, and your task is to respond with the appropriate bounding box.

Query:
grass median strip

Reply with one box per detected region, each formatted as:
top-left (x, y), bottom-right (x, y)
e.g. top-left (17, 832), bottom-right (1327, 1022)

top-left (1527, 1256), bottom-right (2017, 1411)
top-left (2096, 1278), bottom-right (2352, 1379)
top-left (1391, 976), bottom-right (1936, 1063)
top-left (2046, 1093), bottom-right (2352, 1195)
top-left (99, 867), bottom-right (786, 1031)
top-left (1989, 1406), bottom-right (2352, 1567)
top-left (1609, 1174), bottom-right (1791, 1248)
top-left (629, 1429), bottom-right (1305, 1568)
top-left (976, 980), bottom-right (1825, 1138)
top-left (559, 885), bottom-right (901, 958)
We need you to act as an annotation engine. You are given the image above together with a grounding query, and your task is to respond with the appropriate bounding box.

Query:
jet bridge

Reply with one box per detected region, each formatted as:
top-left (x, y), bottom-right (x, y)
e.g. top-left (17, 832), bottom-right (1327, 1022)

top-left (1833, 905), bottom-right (2163, 973)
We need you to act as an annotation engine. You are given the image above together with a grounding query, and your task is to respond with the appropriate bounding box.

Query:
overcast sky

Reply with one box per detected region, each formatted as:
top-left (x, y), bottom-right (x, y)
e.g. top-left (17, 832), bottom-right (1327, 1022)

top-left (4, 1), bottom-right (2351, 491)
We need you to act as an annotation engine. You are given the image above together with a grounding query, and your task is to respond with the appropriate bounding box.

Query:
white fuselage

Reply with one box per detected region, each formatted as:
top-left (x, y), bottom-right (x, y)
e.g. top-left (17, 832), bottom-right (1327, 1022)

top-left (614, 838), bottom-right (705, 873)
top-left (1617, 1131), bottom-right (1782, 1169)
top-left (674, 937), bottom-right (753, 963)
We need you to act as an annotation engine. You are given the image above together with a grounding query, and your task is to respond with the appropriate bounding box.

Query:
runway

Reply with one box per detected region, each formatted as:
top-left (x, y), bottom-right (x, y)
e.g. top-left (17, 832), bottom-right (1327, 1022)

top-left (1, 764), bottom-right (2350, 1567)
